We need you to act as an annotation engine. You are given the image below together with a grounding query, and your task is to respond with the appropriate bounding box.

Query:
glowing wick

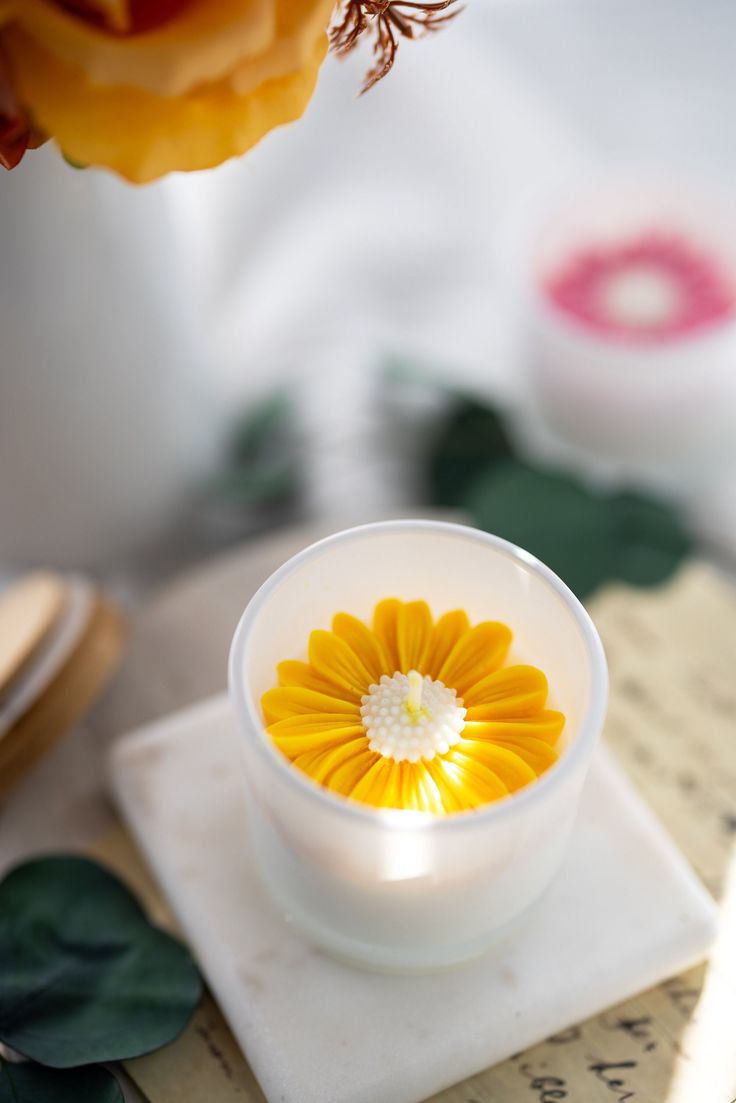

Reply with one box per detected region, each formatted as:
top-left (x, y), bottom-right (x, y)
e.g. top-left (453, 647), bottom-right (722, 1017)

top-left (405, 669), bottom-right (424, 717)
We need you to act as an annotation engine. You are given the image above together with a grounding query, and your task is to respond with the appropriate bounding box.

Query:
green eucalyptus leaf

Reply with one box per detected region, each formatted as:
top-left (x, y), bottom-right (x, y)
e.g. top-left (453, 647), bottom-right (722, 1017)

top-left (428, 399), bottom-right (514, 507)
top-left (0, 857), bottom-right (202, 1068)
top-left (210, 391), bottom-right (301, 510)
top-left (209, 464), bottom-right (299, 506)
top-left (466, 461), bottom-right (690, 599)
top-left (606, 492), bottom-right (692, 586)
top-left (230, 392), bottom-right (294, 465)
top-left (0, 1060), bottom-right (122, 1103)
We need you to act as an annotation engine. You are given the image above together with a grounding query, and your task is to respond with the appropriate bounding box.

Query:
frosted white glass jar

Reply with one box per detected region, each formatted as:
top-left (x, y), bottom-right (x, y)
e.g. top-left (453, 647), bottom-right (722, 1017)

top-left (229, 520), bottom-right (607, 970)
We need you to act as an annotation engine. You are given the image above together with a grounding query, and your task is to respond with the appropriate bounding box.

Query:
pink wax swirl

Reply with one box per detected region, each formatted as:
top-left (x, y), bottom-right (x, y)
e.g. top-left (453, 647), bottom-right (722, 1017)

top-left (544, 231), bottom-right (736, 341)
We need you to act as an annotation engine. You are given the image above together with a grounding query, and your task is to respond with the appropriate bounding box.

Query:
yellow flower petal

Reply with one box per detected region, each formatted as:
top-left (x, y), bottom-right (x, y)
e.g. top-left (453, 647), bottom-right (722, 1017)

top-left (423, 609), bottom-right (470, 680)
top-left (424, 757), bottom-right (489, 812)
top-left (462, 665), bottom-right (548, 712)
top-left (290, 738), bottom-right (369, 785)
top-left (332, 613), bottom-right (390, 684)
top-left (406, 766), bottom-right (446, 815)
top-left (261, 686), bottom-right (360, 724)
top-left (277, 659), bottom-right (355, 701)
top-left (451, 740), bottom-right (536, 792)
top-left (272, 728), bottom-right (364, 757)
top-left (350, 757), bottom-right (396, 806)
top-left (323, 748), bottom-right (380, 797)
top-left (372, 598), bottom-right (401, 673)
top-left (464, 712), bottom-right (566, 745)
top-left (437, 621), bottom-right (512, 697)
top-left (439, 748), bottom-right (510, 804)
top-left (308, 629), bottom-right (374, 698)
top-left (397, 600), bottom-right (433, 673)
top-left (268, 712), bottom-right (363, 735)
top-left (5, 25), bottom-right (327, 182)
top-left (262, 599), bottom-right (565, 814)
top-left (491, 736), bottom-right (558, 775)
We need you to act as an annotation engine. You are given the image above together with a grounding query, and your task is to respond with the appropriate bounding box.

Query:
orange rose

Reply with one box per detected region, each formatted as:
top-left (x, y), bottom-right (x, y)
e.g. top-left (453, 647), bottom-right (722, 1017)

top-left (0, 0), bottom-right (335, 181)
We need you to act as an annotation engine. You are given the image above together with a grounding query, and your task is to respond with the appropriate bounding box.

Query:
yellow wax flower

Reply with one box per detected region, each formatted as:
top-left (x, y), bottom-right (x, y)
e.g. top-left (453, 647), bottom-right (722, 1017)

top-left (262, 599), bottom-right (565, 815)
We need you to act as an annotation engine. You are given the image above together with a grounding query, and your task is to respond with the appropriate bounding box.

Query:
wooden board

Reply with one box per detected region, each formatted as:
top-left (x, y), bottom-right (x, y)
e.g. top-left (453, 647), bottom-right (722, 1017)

top-left (93, 561), bottom-right (736, 1103)
top-left (0, 572), bottom-right (65, 695)
top-left (0, 598), bottom-right (127, 800)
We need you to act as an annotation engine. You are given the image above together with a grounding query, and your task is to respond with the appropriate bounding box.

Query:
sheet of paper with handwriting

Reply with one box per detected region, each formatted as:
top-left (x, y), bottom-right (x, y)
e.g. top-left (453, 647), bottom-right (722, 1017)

top-left (96, 562), bottom-right (736, 1103)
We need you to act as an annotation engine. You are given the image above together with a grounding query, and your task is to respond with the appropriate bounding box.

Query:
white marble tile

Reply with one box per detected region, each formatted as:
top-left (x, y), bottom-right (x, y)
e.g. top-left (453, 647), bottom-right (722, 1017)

top-left (109, 695), bottom-right (717, 1103)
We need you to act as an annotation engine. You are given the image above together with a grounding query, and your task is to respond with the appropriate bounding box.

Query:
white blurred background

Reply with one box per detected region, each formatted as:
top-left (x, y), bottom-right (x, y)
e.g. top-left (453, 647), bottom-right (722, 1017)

top-left (2, 0), bottom-right (734, 580)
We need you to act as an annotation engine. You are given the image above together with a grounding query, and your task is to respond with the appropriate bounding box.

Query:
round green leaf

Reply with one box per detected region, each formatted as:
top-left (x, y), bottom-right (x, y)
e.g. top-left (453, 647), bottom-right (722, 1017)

top-left (466, 461), bottom-right (690, 599)
top-left (607, 492), bottom-right (692, 587)
top-left (0, 857), bottom-right (202, 1068)
top-left (428, 399), bottom-right (514, 507)
top-left (0, 1060), bottom-right (123, 1103)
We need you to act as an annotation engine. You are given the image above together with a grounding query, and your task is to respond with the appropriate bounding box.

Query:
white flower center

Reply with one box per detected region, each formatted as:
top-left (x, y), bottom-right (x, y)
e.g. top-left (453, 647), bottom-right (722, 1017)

top-left (360, 670), bottom-right (466, 764)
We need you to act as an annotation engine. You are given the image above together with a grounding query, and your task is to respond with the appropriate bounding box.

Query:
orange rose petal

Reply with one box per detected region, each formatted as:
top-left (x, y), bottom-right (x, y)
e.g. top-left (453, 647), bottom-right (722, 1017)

top-left (57, 0), bottom-right (133, 34)
top-left (0, 44), bottom-right (29, 169)
top-left (12, 0), bottom-right (274, 97)
top-left (0, 109), bottom-right (29, 169)
top-left (5, 25), bottom-right (327, 182)
top-left (229, 0), bottom-right (335, 97)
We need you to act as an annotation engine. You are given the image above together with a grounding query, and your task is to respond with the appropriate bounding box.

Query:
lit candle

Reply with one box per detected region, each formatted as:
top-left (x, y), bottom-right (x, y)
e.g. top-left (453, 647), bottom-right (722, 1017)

top-left (263, 604), bottom-right (563, 812)
top-left (522, 176), bottom-right (736, 465)
top-left (228, 521), bottom-right (607, 970)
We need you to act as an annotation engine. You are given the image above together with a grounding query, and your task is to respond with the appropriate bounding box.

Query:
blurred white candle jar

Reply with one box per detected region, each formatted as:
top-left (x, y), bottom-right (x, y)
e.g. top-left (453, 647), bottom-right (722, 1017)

top-left (229, 521), bottom-right (607, 971)
top-left (522, 175), bottom-right (736, 465)
top-left (0, 148), bottom-right (217, 569)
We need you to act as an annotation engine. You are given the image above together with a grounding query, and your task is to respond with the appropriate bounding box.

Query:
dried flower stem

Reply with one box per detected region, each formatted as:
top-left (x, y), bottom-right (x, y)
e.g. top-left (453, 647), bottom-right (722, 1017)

top-left (331, 1), bottom-right (461, 94)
